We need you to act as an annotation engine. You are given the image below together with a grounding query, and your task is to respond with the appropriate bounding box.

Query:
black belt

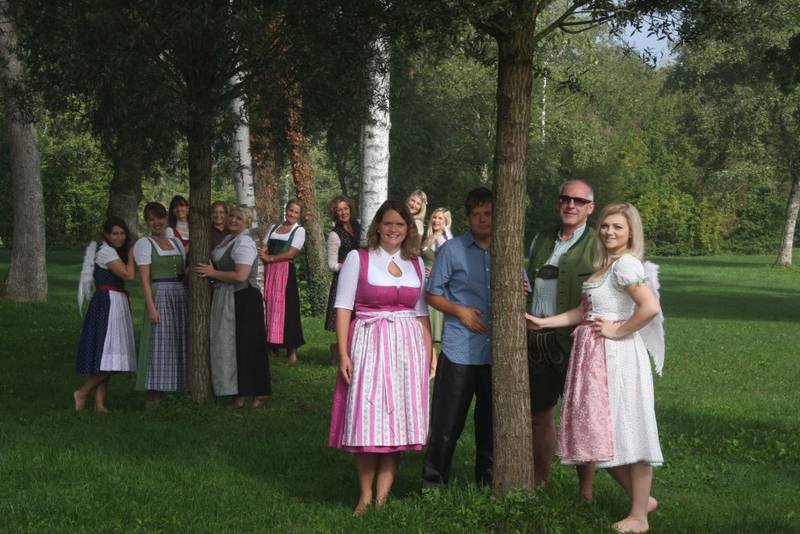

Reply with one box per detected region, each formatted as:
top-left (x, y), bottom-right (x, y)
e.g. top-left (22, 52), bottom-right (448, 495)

top-left (536, 265), bottom-right (559, 280)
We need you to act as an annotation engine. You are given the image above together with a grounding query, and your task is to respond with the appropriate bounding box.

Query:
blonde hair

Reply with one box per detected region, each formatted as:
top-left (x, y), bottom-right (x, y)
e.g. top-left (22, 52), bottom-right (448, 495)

top-left (230, 205), bottom-right (254, 228)
top-left (423, 207), bottom-right (452, 248)
top-left (594, 202), bottom-right (645, 270)
top-left (406, 190), bottom-right (428, 222)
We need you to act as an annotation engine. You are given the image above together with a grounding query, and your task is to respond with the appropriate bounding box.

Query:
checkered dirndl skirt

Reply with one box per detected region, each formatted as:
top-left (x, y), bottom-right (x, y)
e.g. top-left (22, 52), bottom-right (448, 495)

top-left (137, 280), bottom-right (187, 391)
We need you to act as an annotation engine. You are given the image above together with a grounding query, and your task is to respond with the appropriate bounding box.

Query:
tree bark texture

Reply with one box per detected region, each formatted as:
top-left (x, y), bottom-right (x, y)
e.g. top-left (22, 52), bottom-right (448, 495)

top-left (231, 89), bottom-right (256, 209)
top-left (359, 36), bottom-right (391, 243)
top-left (490, 22), bottom-right (536, 494)
top-left (107, 142), bottom-right (144, 237)
top-left (186, 124), bottom-right (213, 399)
top-left (775, 168), bottom-right (800, 266)
top-left (1, 4), bottom-right (48, 302)
top-left (251, 112), bottom-right (281, 238)
top-left (285, 83), bottom-right (330, 316)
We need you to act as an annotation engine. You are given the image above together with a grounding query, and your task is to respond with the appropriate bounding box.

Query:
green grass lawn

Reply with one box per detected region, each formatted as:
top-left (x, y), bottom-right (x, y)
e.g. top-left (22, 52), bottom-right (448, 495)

top-left (1, 250), bottom-right (798, 532)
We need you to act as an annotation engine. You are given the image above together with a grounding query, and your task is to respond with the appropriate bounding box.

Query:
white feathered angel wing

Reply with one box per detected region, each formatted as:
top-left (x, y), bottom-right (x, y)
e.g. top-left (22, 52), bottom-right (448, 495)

top-left (78, 241), bottom-right (97, 317)
top-left (640, 261), bottom-right (665, 375)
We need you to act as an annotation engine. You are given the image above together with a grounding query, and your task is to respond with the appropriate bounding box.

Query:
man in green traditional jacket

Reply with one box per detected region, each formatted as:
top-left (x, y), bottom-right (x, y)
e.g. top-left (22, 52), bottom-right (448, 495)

top-left (527, 179), bottom-right (597, 500)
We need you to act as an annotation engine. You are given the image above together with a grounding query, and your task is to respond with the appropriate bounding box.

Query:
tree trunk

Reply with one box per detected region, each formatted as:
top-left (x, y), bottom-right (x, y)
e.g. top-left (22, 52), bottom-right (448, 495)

top-left (251, 111), bottom-right (281, 237)
top-left (775, 168), bottom-right (800, 267)
top-left (1, 4), bottom-right (47, 302)
top-left (490, 20), bottom-right (536, 494)
top-left (359, 36), bottom-right (391, 242)
top-left (107, 142), bottom-right (144, 237)
top-left (186, 121), bottom-right (213, 399)
top-left (231, 89), bottom-right (256, 209)
top-left (285, 83), bottom-right (330, 316)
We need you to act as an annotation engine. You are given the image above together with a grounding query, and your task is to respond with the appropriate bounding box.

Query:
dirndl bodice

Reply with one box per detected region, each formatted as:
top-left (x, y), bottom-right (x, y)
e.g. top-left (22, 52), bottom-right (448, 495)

top-left (353, 248), bottom-right (422, 312)
top-left (146, 238), bottom-right (185, 280)
top-left (266, 224), bottom-right (301, 257)
top-left (94, 263), bottom-right (125, 289)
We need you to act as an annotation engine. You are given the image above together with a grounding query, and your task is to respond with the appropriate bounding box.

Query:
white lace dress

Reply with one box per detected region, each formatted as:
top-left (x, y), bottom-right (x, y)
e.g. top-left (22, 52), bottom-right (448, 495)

top-left (560, 254), bottom-right (663, 468)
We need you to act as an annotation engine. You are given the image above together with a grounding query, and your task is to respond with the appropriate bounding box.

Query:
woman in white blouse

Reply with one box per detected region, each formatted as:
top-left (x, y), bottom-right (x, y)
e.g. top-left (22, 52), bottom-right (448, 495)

top-left (324, 195), bottom-right (361, 361)
top-left (134, 202), bottom-right (187, 408)
top-left (328, 200), bottom-right (434, 515)
top-left (405, 189), bottom-right (427, 250)
top-left (166, 195), bottom-right (190, 253)
top-left (196, 206), bottom-right (270, 408)
top-left (74, 217), bottom-right (137, 412)
top-left (421, 207), bottom-right (453, 346)
top-left (259, 198), bottom-right (306, 364)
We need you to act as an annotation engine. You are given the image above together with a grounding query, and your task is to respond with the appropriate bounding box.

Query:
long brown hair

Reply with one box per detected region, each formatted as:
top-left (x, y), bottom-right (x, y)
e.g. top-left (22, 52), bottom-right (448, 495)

top-left (366, 200), bottom-right (420, 260)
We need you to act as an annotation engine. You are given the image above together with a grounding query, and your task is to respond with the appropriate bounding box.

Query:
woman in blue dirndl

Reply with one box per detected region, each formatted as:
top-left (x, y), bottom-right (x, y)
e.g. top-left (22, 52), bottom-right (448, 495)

top-left (74, 217), bottom-right (137, 412)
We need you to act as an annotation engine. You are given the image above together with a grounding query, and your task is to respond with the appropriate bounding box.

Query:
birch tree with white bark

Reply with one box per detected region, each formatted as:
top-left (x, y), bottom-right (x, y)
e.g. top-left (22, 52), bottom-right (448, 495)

top-left (231, 89), bottom-right (256, 211)
top-left (359, 36), bottom-right (391, 242)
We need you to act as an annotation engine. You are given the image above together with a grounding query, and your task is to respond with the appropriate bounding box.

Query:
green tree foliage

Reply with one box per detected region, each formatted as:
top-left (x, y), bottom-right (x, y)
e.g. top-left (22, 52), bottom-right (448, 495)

top-left (670, 0), bottom-right (800, 255)
top-left (0, 109), bottom-right (110, 248)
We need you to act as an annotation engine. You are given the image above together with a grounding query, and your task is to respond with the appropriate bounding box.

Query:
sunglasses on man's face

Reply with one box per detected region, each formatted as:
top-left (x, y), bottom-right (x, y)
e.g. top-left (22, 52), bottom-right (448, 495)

top-left (558, 195), bottom-right (593, 207)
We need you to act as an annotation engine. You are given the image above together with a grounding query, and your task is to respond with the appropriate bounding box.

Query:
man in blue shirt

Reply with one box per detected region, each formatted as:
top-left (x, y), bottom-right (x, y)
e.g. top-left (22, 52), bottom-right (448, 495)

top-left (422, 187), bottom-right (493, 487)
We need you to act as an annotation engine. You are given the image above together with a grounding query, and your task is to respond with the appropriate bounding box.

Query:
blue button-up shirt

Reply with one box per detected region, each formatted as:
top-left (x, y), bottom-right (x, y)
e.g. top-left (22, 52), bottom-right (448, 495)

top-left (426, 232), bottom-right (492, 366)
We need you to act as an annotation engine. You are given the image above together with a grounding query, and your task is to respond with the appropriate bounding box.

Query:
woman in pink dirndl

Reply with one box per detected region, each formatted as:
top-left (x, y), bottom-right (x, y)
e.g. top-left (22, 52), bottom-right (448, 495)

top-left (527, 203), bottom-right (665, 534)
top-left (328, 200), bottom-right (434, 516)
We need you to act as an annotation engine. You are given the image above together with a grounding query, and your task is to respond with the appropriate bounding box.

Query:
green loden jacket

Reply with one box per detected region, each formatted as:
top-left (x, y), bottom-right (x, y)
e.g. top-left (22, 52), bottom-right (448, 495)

top-left (527, 226), bottom-right (597, 353)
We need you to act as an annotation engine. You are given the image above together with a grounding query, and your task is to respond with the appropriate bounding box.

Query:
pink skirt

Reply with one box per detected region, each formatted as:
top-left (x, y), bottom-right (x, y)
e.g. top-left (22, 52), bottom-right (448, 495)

top-left (557, 322), bottom-right (614, 463)
top-left (328, 310), bottom-right (429, 452)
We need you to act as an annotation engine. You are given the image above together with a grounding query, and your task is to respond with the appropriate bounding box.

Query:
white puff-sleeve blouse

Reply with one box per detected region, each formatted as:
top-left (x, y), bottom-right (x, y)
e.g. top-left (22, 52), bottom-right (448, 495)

top-left (95, 242), bottom-right (121, 269)
top-left (212, 233), bottom-right (258, 265)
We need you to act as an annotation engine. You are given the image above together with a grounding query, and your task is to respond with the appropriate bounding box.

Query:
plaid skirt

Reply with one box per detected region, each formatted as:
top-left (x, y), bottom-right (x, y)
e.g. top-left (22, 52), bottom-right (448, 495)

top-left (136, 281), bottom-right (187, 391)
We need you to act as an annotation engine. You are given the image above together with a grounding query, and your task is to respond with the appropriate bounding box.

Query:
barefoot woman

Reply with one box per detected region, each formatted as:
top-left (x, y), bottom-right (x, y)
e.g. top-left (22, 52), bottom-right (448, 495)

top-left (74, 217), bottom-right (137, 412)
top-left (328, 200), bottom-right (434, 515)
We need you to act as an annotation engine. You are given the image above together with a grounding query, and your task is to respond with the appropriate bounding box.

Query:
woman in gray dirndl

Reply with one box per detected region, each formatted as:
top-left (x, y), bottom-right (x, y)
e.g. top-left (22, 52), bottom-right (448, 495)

top-left (196, 206), bottom-right (270, 408)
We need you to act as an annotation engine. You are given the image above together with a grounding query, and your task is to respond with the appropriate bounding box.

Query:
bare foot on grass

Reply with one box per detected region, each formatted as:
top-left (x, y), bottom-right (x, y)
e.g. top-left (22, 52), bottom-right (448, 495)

top-left (252, 396), bottom-right (268, 408)
top-left (73, 390), bottom-right (86, 411)
top-left (95, 405), bottom-right (110, 414)
top-left (612, 517), bottom-right (649, 533)
top-left (353, 499), bottom-right (371, 517)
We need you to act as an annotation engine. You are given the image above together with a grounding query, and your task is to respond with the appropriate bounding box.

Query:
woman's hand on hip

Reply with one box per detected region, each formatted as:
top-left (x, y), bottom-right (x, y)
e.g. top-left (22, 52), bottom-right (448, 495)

top-left (592, 317), bottom-right (620, 339)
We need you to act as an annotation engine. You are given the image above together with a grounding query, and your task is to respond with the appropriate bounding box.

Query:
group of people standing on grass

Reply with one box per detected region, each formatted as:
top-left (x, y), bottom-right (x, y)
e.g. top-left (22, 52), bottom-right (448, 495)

top-left (326, 182), bottom-right (664, 533)
top-left (73, 178), bottom-right (665, 533)
top-left (74, 195), bottom-right (308, 411)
